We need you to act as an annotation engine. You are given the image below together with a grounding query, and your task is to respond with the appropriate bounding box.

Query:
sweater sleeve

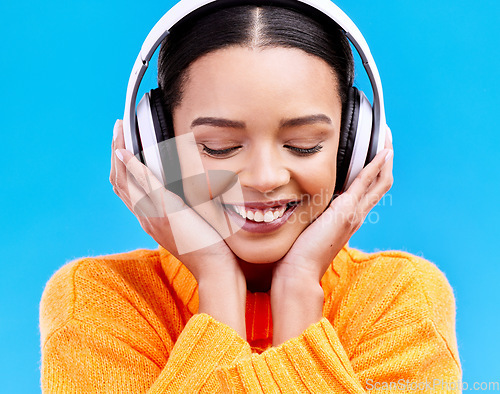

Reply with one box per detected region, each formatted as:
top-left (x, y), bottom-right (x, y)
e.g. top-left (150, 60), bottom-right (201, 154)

top-left (40, 257), bottom-right (252, 393)
top-left (215, 317), bottom-right (461, 393)
top-left (41, 313), bottom-right (251, 393)
top-left (40, 250), bottom-right (461, 393)
top-left (215, 251), bottom-right (462, 393)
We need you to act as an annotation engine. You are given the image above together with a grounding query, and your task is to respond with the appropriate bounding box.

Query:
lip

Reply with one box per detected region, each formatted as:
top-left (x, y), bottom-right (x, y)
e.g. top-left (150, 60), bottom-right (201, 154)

top-left (223, 201), bottom-right (300, 234)
top-left (222, 199), bottom-right (297, 210)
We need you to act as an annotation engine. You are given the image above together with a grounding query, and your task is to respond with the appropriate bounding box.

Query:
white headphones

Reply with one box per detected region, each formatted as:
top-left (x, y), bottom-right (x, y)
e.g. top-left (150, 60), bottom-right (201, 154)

top-left (123, 0), bottom-right (387, 194)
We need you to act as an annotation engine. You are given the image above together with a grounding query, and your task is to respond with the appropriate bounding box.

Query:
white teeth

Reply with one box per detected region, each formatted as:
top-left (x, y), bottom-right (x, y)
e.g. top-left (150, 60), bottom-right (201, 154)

top-left (253, 211), bottom-right (264, 222)
top-left (234, 206), bottom-right (245, 218)
top-left (264, 211), bottom-right (274, 223)
top-left (278, 206), bottom-right (286, 217)
top-left (229, 204), bottom-right (290, 223)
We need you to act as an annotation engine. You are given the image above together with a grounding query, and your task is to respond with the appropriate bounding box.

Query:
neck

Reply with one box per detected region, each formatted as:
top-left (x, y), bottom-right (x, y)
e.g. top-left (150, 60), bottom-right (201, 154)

top-left (238, 259), bottom-right (275, 293)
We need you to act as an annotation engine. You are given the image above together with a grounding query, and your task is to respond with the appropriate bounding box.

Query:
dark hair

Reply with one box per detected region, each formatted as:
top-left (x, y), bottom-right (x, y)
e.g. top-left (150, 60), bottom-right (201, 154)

top-left (157, 3), bottom-right (354, 116)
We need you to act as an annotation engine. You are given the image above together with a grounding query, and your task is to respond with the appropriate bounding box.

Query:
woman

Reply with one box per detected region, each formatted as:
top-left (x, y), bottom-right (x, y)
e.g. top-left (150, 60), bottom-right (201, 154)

top-left (40, 2), bottom-right (462, 392)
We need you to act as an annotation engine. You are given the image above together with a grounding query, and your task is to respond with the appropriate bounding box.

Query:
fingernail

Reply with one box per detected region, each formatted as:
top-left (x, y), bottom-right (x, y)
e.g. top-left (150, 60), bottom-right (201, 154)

top-left (385, 150), bottom-right (393, 163)
top-left (113, 120), bottom-right (119, 141)
top-left (115, 149), bottom-right (124, 162)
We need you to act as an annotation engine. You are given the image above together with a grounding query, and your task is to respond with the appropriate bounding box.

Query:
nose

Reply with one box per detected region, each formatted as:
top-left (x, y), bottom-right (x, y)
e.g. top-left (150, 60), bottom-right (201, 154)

top-left (238, 146), bottom-right (290, 194)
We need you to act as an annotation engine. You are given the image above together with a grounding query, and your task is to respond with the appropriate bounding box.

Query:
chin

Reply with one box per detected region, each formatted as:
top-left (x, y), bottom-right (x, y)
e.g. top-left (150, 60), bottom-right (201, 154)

top-left (224, 233), bottom-right (298, 264)
top-left (232, 248), bottom-right (286, 264)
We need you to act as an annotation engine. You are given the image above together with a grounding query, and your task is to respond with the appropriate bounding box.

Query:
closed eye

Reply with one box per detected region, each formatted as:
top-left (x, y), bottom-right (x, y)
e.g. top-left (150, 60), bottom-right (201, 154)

top-left (285, 144), bottom-right (323, 156)
top-left (200, 143), bottom-right (323, 158)
top-left (201, 144), bottom-right (242, 157)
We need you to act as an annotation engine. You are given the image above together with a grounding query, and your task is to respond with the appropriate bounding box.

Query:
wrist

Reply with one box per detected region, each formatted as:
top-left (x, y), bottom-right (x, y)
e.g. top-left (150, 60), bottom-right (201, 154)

top-left (271, 256), bottom-right (323, 285)
top-left (270, 275), bottom-right (324, 306)
top-left (189, 252), bottom-right (242, 283)
top-left (270, 276), bottom-right (324, 346)
top-left (198, 270), bottom-right (247, 304)
top-left (198, 271), bottom-right (247, 339)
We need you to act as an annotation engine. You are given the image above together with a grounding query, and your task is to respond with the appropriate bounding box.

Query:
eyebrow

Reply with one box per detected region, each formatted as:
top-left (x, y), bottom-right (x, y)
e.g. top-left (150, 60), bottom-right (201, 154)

top-left (279, 114), bottom-right (332, 128)
top-left (190, 114), bottom-right (332, 129)
top-left (191, 117), bottom-right (245, 129)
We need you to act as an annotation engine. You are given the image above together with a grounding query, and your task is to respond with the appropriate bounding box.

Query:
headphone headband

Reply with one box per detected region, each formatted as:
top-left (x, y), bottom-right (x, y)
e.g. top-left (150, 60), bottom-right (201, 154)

top-left (124, 0), bottom-right (386, 171)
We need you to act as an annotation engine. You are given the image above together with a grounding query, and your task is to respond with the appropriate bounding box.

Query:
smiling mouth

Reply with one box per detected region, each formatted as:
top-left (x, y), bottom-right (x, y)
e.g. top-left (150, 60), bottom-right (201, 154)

top-left (224, 201), bottom-right (299, 223)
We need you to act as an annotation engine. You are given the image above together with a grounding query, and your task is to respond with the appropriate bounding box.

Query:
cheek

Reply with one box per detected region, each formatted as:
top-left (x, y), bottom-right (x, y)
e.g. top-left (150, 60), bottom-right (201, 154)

top-left (294, 157), bottom-right (337, 207)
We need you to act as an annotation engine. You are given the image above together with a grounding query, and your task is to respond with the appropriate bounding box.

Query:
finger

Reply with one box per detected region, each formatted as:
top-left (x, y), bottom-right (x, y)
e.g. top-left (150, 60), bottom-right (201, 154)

top-left (344, 148), bottom-right (392, 204)
top-left (111, 120), bottom-right (152, 214)
top-left (110, 120), bottom-right (121, 190)
top-left (116, 148), bottom-right (188, 215)
top-left (313, 127), bottom-right (393, 229)
top-left (358, 127), bottom-right (394, 214)
top-left (116, 148), bottom-right (163, 195)
top-left (111, 120), bottom-right (132, 203)
top-left (112, 165), bottom-right (144, 215)
top-left (283, 194), bottom-right (357, 281)
top-left (113, 120), bottom-right (127, 190)
top-left (123, 169), bottom-right (156, 216)
top-left (358, 167), bottom-right (392, 216)
top-left (115, 168), bottom-right (166, 219)
top-left (369, 126), bottom-right (394, 194)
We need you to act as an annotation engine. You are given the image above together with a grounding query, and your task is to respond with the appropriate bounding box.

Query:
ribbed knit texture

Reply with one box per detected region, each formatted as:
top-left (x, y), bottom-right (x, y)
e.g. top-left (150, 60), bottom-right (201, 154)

top-left (40, 245), bottom-right (462, 393)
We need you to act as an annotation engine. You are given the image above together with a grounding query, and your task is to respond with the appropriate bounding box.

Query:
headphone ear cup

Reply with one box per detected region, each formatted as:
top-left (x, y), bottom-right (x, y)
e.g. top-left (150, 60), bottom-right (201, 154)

top-left (136, 90), bottom-right (167, 185)
top-left (335, 87), bottom-right (360, 193)
top-left (148, 88), bottom-right (185, 199)
top-left (149, 88), bottom-right (175, 141)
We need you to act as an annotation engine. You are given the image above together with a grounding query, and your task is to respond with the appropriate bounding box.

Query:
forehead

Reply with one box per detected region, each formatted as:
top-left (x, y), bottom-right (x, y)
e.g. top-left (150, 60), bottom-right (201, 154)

top-left (179, 46), bottom-right (341, 115)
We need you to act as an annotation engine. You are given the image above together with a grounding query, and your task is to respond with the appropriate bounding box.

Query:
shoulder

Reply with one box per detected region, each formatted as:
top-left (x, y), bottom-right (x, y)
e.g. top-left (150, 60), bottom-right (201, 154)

top-left (345, 247), bottom-right (456, 324)
top-left (39, 249), bottom-right (171, 346)
top-left (325, 246), bottom-right (458, 360)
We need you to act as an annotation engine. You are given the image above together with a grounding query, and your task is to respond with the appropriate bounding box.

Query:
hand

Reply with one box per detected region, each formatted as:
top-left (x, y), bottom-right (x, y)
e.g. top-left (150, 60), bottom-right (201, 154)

top-left (110, 120), bottom-right (243, 281)
top-left (273, 127), bottom-right (394, 284)
top-left (110, 120), bottom-right (247, 337)
top-left (270, 127), bottom-right (393, 345)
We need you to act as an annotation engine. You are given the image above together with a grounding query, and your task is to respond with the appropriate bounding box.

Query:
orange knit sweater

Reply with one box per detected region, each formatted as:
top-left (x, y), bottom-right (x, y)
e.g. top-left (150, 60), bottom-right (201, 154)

top-left (40, 245), bottom-right (461, 393)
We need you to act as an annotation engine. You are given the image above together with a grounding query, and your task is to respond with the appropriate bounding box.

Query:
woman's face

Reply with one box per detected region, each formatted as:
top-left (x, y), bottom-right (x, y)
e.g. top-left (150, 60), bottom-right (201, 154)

top-left (172, 46), bottom-right (342, 263)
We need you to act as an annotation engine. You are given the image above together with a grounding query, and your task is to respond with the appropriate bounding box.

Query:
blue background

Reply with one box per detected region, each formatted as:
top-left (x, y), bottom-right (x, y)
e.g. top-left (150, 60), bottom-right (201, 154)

top-left (1, 0), bottom-right (498, 391)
